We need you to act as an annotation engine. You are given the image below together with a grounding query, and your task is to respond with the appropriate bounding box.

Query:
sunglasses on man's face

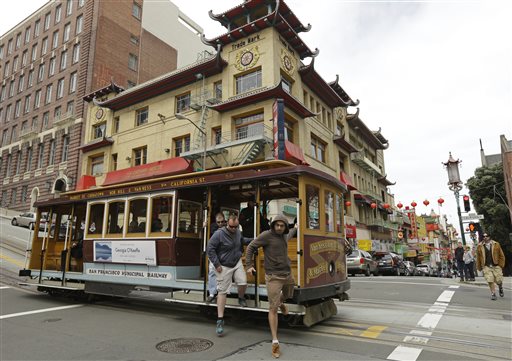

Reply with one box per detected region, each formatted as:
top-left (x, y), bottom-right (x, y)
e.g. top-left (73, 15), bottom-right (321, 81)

top-left (227, 224), bottom-right (238, 229)
top-left (217, 221), bottom-right (226, 225)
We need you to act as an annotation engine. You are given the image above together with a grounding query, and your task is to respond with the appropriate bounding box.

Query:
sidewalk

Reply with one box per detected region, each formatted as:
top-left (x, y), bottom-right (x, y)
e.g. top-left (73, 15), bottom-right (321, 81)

top-left (449, 275), bottom-right (512, 290)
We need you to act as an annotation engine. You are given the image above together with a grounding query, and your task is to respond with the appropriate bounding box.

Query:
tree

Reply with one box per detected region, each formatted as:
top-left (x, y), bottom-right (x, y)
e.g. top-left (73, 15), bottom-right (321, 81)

top-left (467, 163), bottom-right (512, 275)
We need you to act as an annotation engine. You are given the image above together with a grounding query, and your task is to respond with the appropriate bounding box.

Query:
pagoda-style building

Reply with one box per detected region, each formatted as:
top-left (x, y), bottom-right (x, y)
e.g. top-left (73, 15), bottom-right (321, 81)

top-left (79, 0), bottom-right (396, 251)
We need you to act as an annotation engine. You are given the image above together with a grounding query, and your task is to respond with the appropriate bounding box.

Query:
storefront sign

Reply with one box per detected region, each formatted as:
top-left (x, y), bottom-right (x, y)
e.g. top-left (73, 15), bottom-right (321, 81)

top-left (345, 224), bottom-right (357, 238)
top-left (357, 239), bottom-right (372, 251)
top-left (93, 240), bottom-right (157, 266)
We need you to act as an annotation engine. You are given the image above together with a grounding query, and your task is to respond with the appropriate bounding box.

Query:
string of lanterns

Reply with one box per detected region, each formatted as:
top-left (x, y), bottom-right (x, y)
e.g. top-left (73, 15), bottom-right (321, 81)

top-left (344, 198), bottom-right (446, 209)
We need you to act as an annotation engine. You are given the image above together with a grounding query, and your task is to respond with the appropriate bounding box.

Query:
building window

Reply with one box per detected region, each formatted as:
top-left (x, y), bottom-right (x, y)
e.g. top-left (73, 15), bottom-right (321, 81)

top-left (281, 76), bottom-right (292, 93)
top-left (48, 139), bottom-right (56, 165)
top-left (93, 122), bottom-right (106, 139)
top-left (38, 63), bottom-right (45, 82)
top-left (66, 0), bottom-right (73, 15)
top-left (72, 43), bottom-right (80, 63)
top-left (214, 81), bottom-right (222, 100)
top-left (24, 95), bottom-right (31, 113)
top-left (69, 71), bottom-right (77, 93)
top-left (132, 2), bottom-right (142, 20)
top-left (32, 116), bottom-right (38, 130)
top-left (63, 23), bottom-right (71, 42)
top-left (9, 80), bottom-right (15, 97)
top-left (14, 101), bottom-right (21, 118)
top-left (235, 68), bottom-right (262, 94)
top-left (42, 112), bottom-right (49, 129)
top-left (37, 143), bottom-right (44, 169)
top-left (13, 56), bottom-right (19, 72)
top-left (66, 100), bottom-right (74, 114)
top-left (45, 84), bottom-right (53, 104)
top-left (25, 27), bottom-right (31, 43)
top-left (34, 89), bottom-right (41, 109)
top-left (213, 127), bottom-right (222, 145)
top-left (60, 50), bottom-right (68, 70)
top-left (44, 12), bottom-right (51, 30)
top-left (173, 135), bottom-right (190, 157)
top-left (55, 5), bottom-right (62, 23)
top-left (16, 33), bottom-right (22, 49)
top-left (52, 31), bottom-right (59, 49)
top-left (27, 70), bottom-right (34, 89)
top-left (79, 0), bottom-right (85, 8)
top-left (128, 53), bottom-right (138, 71)
top-left (2, 130), bottom-right (9, 147)
top-left (175, 93), bottom-right (191, 114)
top-left (15, 151), bottom-right (22, 175)
top-left (311, 134), bottom-right (326, 163)
top-left (41, 37), bottom-right (48, 55)
top-left (26, 147), bottom-right (33, 171)
top-left (113, 117), bottom-right (120, 134)
top-left (130, 34), bottom-right (139, 44)
top-left (4, 105), bottom-right (10, 122)
top-left (135, 107), bottom-right (148, 126)
top-left (76, 15), bottom-right (83, 34)
top-left (61, 136), bottom-right (69, 162)
top-left (22, 50), bottom-right (28, 67)
top-left (55, 106), bottom-right (62, 121)
top-left (234, 112), bottom-right (264, 140)
top-left (31, 44), bottom-right (37, 61)
top-left (133, 146), bottom-right (147, 166)
top-left (90, 154), bottom-right (104, 175)
top-left (0, 86), bottom-right (5, 101)
top-left (57, 78), bottom-right (65, 99)
top-left (34, 19), bottom-right (40, 37)
top-left (112, 153), bottom-right (118, 171)
top-left (7, 39), bottom-right (13, 54)
top-left (3, 61), bottom-right (9, 77)
top-left (21, 186), bottom-right (28, 203)
top-left (285, 119), bottom-right (294, 143)
top-left (18, 75), bottom-right (25, 93)
top-left (6, 154), bottom-right (12, 177)
top-left (11, 189), bottom-right (17, 205)
top-left (49, 57), bottom-right (56, 76)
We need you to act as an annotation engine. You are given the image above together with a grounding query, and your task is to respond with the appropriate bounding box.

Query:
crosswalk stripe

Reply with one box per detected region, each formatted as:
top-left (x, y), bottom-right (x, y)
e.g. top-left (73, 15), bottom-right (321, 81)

top-left (0, 304), bottom-right (84, 320)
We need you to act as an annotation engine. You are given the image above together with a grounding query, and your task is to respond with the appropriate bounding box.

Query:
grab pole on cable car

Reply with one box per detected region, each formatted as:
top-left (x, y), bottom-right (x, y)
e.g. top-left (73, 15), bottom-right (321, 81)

top-left (61, 206), bottom-right (74, 286)
top-left (202, 188), bottom-right (210, 301)
top-left (253, 183), bottom-right (260, 307)
top-left (296, 198), bottom-right (303, 288)
top-left (38, 210), bottom-right (51, 284)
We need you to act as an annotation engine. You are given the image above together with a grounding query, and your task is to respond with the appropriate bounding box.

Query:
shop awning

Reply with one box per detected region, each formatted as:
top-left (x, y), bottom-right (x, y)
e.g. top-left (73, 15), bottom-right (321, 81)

top-left (102, 157), bottom-right (193, 186)
top-left (340, 171), bottom-right (357, 191)
top-left (76, 175), bottom-right (96, 191)
top-left (284, 141), bottom-right (309, 165)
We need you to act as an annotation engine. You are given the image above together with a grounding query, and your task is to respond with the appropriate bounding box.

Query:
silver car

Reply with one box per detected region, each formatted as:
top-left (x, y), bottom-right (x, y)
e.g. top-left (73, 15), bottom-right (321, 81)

top-left (347, 249), bottom-right (379, 276)
top-left (11, 212), bottom-right (46, 230)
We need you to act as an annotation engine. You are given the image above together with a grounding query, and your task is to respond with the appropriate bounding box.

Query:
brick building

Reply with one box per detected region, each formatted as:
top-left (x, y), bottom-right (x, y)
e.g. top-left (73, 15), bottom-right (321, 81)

top-left (0, 0), bottom-right (206, 211)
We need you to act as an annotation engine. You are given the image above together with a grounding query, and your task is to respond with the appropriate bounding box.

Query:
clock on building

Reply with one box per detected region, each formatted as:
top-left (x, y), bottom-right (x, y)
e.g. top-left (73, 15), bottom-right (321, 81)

top-left (280, 49), bottom-right (295, 75)
top-left (235, 46), bottom-right (260, 71)
top-left (95, 108), bottom-right (104, 120)
top-left (240, 51), bottom-right (254, 66)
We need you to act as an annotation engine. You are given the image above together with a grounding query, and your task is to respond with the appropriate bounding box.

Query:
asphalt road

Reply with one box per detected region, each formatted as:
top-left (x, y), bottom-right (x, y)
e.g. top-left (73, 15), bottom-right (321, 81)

top-left (1, 220), bottom-right (511, 360)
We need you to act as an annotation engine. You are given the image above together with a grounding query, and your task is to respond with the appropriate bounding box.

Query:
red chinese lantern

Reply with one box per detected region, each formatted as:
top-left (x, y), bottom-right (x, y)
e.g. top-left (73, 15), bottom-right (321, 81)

top-left (397, 202), bottom-right (403, 209)
top-left (370, 202), bottom-right (377, 209)
top-left (345, 201), bottom-right (351, 207)
top-left (438, 198), bottom-right (445, 205)
top-left (423, 200), bottom-right (430, 206)
top-left (383, 203), bottom-right (390, 209)
top-left (411, 201), bottom-right (417, 208)
top-left (405, 206), bottom-right (410, 210)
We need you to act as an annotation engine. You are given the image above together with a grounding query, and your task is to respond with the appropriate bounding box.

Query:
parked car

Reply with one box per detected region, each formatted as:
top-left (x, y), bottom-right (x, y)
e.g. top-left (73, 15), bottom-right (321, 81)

top-left (11, 212), bottom-right (46, 230)
top-left (347, 249), bottom-right (379, 276)
top-left (403, 261), bottom-right (416, 276)
top-left (415, 263), bottom-right (434, 277)
top-left (373, 252), bottom-right (406, 276)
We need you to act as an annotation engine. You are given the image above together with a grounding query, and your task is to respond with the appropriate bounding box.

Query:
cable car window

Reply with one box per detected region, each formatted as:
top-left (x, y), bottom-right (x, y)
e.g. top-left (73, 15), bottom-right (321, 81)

top-left (150, 195), bottom-right (173, 236)
top-left (306, 184), bottom-right (320, 230)
top-left (106, 200), bottom-right (125, 236)
top-left (178, 200), bottom-right (202, 236)
top-left (336, 193), bottom-right (343, 233)
top-left (127, 198), bottom-right (147, 236)
top-left (325, 190), bottom-right (335, 232)
top-left (88, 203), bottom-right (104, 237)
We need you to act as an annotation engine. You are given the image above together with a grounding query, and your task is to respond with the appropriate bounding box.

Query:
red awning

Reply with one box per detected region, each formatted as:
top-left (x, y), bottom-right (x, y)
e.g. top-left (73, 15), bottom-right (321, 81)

top-left (340, 171), bottom-right (357, 191)
top-left (102, 157), bottom-right (193, 186)
top-left (76, 175), bottom-right (96, 191)
top-left (284, 141), bottom-right (309, 165)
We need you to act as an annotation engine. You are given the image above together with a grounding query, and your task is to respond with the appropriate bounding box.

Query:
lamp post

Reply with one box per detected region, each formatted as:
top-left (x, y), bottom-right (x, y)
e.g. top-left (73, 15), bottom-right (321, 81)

top-left (175, 113), bottom-right (207, 171)
top-left (443, 152), bottom-right (466, 245)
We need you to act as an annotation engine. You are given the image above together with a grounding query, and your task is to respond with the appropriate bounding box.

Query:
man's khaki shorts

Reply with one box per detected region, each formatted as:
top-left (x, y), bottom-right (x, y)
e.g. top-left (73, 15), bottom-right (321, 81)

top-left (215, 259), bottom-right (247, 294)
top-left (265, 273), bottom-right (295, 310)
top-left (483, 265), bottom-right (503, 284)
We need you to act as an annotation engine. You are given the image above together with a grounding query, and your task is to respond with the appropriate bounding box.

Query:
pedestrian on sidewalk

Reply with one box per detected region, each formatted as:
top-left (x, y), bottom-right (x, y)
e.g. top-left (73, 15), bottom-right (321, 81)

top-left (206, 215), bottom-right (252, 336)
top-left (463, 246), bottom-right (475, 281)
top-left (455, 241), bottom-right (465, 281)
top-left (245, 214), bottom-right (297, 359)
top-left (476, 233), bottom-right (506, 300)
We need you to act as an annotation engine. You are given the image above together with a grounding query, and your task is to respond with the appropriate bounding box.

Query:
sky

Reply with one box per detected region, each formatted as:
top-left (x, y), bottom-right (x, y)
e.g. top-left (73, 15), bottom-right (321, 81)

top-left (1, 0), bottom-right (510, 237)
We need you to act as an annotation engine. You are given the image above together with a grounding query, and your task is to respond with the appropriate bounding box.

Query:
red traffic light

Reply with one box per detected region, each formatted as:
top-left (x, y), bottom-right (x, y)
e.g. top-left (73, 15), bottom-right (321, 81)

top-left (463, 195), bottom-right (469, 201)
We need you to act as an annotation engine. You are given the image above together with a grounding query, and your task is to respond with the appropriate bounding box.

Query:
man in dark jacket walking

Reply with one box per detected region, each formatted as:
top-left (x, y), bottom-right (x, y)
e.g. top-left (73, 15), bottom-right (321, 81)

top-left (246, 214), bottom-right (297, 359)
top-left (206, 215), bottom-right (252, 336)
top-left (454, 241), bottom-right (465, 281)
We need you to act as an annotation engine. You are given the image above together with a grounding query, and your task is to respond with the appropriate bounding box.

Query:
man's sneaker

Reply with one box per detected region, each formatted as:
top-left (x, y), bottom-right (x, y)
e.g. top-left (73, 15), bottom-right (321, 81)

top-left (499, 287), bottom-right (504, 297)
top-left (238, 297), bottom-right (247, 307)
top-left (216, 319), bottom-right (224, 336)
top-left (279, 303), bottom-right (289, 315)
top-left (491, 293), bottom-right (497, 301)
top-left (271, 342), bottom-right (281, 358)
top-left (207, 293), bottom-right (217, 303)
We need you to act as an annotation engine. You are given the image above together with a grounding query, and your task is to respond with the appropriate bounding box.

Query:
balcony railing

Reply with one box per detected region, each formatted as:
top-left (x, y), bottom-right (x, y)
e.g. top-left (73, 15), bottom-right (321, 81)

top-left (368, 218), bottom-right (400, 231)
top-left (350, 151), bottom-right (382, 176)
top-left (53, 111), bottom-right (76, 126)
top-left (19, 127), bottom-right (38, 139)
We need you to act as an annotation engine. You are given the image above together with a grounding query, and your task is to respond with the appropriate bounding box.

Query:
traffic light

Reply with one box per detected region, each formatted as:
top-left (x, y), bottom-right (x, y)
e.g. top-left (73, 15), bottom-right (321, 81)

top-left (468, 222), bottom-right (476, 233)
top-left (463, 195), bottom-right (471, 212)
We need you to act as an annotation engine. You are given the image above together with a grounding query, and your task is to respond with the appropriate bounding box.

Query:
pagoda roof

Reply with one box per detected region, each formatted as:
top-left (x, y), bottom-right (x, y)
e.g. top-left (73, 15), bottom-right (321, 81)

top-left (333, 135), bottom-right (359, 153)
top-left (328, 75), bottom-right (359, 107)
top-left (209, 81), bottom-right (315, 118)
top-left (83, 80), bottom-right (124, 102)
top-left (299, 59), bottom-right (354, 108)
top-left (203, 1), bottom-right (316, 59)
top-left (92, 52), bottom-right (227, 111)
top-left (346, 108), bottom-right (389, 150)
top-left (378, 174), bottom-right (396, 186)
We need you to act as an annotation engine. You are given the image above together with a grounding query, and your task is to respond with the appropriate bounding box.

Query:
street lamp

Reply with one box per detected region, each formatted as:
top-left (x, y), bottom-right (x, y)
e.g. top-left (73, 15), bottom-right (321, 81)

top-left (175, 113), bottom-right (207, 171)
top-left (443, 152), bottom-right (466, 245)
